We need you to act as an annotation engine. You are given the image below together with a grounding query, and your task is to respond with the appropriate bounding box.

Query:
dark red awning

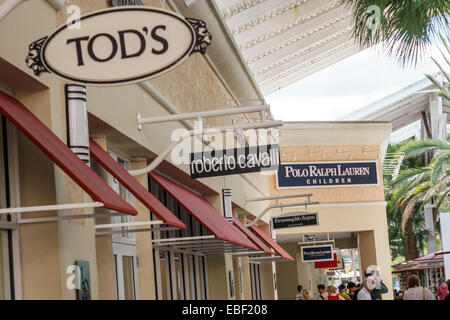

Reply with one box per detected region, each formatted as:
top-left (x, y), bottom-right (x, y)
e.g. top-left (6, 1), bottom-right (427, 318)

top-left (232, 217), bottom-right (272, 254)
top-left (250, 225), bottom-right (295, 261)
top-left (90, 139), bottom-right (186, 229)
top-left (150, 172), bottom-right (259, 251)
top-left (0, 91), bottom-right (136, 215)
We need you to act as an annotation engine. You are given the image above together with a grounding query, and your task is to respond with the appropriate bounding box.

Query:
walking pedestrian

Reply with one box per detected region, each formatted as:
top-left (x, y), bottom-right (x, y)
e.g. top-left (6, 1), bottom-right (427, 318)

top-left (317, 284), bottom-right (328, 300)
top-left (436, 280), bottom-right (448, 300)
top-left (365, 269), bottom-right (389, 300)
top-left (326, 286), bottom-right (345, 300)
top-left (357, 276), bottom-right (376, 300)
top-left (403, 275), bottom-right (435, 300)
top-left (302, 289), bottom-right (314, 300)
top-left (295, 285), bottom-right (303, 300)
top-left (338, 284), bottom-right (351, 300)
top-left (445, 280), bottom-right (450, 300)
top-left (347, 282), bottom-right (359, 300)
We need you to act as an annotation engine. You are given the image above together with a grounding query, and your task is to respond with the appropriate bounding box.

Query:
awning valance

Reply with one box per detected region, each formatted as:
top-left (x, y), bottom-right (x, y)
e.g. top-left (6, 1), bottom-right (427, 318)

top-left (149, 172), bottom-right (258, 251)
top-left (0, 91), bottom-right (136, 215)
top-left (89, 139), bottom-right (186, 229)
top-left (250, 225), bottom-right (294, 262)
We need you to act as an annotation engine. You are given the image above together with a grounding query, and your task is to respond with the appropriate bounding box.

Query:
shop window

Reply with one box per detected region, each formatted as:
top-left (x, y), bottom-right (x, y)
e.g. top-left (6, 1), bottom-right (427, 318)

top-left (250, 262), bottom-right (262, 300)
top-left (149, 178), bottom-right (209, 300)
top-left (92, 148), bottom-right (139, 300)
top-left (113, 243), bottom-right (139, 300)
top-left (108, 155), bottom-right (135, 244)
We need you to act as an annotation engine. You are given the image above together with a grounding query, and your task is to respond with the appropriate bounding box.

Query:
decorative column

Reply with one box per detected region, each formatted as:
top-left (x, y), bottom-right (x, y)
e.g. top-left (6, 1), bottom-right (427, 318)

top-left (425, 93), bottom-right (445, 254)
top-left (131, 156), bottom-right (156, 300)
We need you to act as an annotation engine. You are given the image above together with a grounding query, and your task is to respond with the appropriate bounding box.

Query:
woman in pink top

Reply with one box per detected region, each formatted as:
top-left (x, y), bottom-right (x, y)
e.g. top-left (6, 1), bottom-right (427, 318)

top-left (436, 281), bottom-right (449, 300)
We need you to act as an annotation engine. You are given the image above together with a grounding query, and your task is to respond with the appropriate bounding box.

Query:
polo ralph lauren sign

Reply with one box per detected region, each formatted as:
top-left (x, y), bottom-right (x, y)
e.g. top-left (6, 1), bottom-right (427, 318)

top-left (277, 161), bottom-right (378, 189)
top-left (190, 145), bottom-right (280, 179)
top-left (26, 6), bottom-right (211, 86)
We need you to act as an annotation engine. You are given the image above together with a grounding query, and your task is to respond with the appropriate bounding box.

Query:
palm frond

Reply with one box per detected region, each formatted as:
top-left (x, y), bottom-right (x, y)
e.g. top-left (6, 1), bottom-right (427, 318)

top-left (399, 139), bottom-right (450, 158)
top-left (389, 168), bottom-right (431, 205)
top-left (342, 0), bottom-right (450, 67)
top-left (430, 151), bottom-right (450, 185)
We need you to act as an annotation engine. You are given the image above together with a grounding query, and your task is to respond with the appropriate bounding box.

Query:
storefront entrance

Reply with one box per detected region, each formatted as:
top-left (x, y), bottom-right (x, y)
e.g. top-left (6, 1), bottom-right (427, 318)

top-left (149, 177), bottom-right (209, 300)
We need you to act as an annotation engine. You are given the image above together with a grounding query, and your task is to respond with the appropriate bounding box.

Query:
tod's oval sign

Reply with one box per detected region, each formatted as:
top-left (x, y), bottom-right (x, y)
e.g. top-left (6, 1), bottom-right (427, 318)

top-left (26, 6), bottom-right (211, 86)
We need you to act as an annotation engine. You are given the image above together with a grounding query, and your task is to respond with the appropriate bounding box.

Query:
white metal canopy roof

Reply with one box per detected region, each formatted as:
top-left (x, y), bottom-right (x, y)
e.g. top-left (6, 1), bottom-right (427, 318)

top-left (341, 76), bottom-right (450, 133)
top-left (213, 0), bottom-right (360, 95)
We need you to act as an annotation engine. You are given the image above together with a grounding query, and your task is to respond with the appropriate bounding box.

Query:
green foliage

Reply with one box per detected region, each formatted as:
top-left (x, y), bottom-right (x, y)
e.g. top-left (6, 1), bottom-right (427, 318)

top-left (426, 34), bottom-right (450, 102)
top-left (343, 0), bottom-right (450, 66)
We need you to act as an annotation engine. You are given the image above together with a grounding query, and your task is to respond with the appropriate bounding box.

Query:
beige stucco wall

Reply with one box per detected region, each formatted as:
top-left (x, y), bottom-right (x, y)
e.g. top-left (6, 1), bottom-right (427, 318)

top-left (275, 243), bottom-right (298, 300)
top-left (15, 90), bottom-right (62, 300)
top-left (131, 157), bottom-right (156, 300)
top-left (91, 135), bottom-right (117, 300)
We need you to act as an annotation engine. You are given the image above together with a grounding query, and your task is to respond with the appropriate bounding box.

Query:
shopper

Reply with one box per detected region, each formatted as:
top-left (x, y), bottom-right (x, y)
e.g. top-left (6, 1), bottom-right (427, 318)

top-left (295, 285), bottom-right (303, 300)
top-left (436, 280), bottom-right (449, 301)
top-left (445, 280), bottom-right (450, 300)
top-left (365, 270), bottom-right (388, 300)
top-left (347, 282), bottom-right (359, 300)
top-left (317, 284), bottom-right (328, 300)
top-left (302, 289), bottom-right (314, 300)
top-left (338, 284), bottom-right (351, 300)
top-left (403, 275), bottom-right (435, 300)
top-left (357, 276), bottom-right (376, 300)
top-left (326, 286), bottom-right (345, 300)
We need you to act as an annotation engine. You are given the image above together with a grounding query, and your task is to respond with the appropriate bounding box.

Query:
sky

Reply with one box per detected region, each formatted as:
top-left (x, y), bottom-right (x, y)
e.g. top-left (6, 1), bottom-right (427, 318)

top-left (266, 44), bottom-right (443, 122)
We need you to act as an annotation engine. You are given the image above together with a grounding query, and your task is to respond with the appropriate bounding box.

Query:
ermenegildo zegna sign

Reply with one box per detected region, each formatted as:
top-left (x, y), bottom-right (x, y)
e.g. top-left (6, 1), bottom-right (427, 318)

top-left (301, 245), bottom-right (334, 263)
top-left (272, 213), bottom-right (319, 230)
top-left (190, 145), bottom-right (280, 179)
top-left (26, 6), bottom-right (211, 86)
top-left (277, 161), bottom-right (378, 189)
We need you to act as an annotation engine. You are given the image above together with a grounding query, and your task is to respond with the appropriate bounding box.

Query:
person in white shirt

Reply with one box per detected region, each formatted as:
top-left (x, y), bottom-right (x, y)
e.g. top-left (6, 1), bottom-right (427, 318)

top-left (403, 275), bottom-right (435, 300)
top-left (295, 285), bottom-right (303, 300)
top-left (357, 276), bottom-right (375, 300)
top-left (317, 284), bottom-right (328, 300)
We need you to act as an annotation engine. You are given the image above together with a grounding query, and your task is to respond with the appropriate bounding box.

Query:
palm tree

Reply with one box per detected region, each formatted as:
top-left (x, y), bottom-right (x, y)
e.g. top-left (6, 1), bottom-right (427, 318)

top-left (385, 32), bottom-right (450, 260)
top-left (343, 0), bottom-right (450, 66)
top-left (388, 138), bottom-right (450, 260)
top-left (386, 141), bottom-right (429, 261)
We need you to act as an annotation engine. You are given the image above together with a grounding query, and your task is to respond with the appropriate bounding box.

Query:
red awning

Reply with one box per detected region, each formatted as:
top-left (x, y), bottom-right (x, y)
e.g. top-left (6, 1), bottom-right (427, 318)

top-left (250, 225), bottom-right (295, 261)
top-left (150, 172), bottom-right (258, 250)
top-left (232, 217), bottom-right (272, 254)
top-left (0, 91), bottom-right (136, 215)
top-left (90, 139), bottom-right (186, 229)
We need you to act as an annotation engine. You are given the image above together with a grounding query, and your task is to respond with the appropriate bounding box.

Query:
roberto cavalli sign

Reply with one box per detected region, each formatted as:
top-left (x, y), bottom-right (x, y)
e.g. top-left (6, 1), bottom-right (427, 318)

top-left (26, 6), bottom-right (211, 86)
top-left (277, 161), bottom-right (378, 189)
top-left (301, 245), bottom-right (334, 263)
top-left (272, 213), bottom-right (318, 230)
top-left (190, 144), bottom-right (280, 179)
